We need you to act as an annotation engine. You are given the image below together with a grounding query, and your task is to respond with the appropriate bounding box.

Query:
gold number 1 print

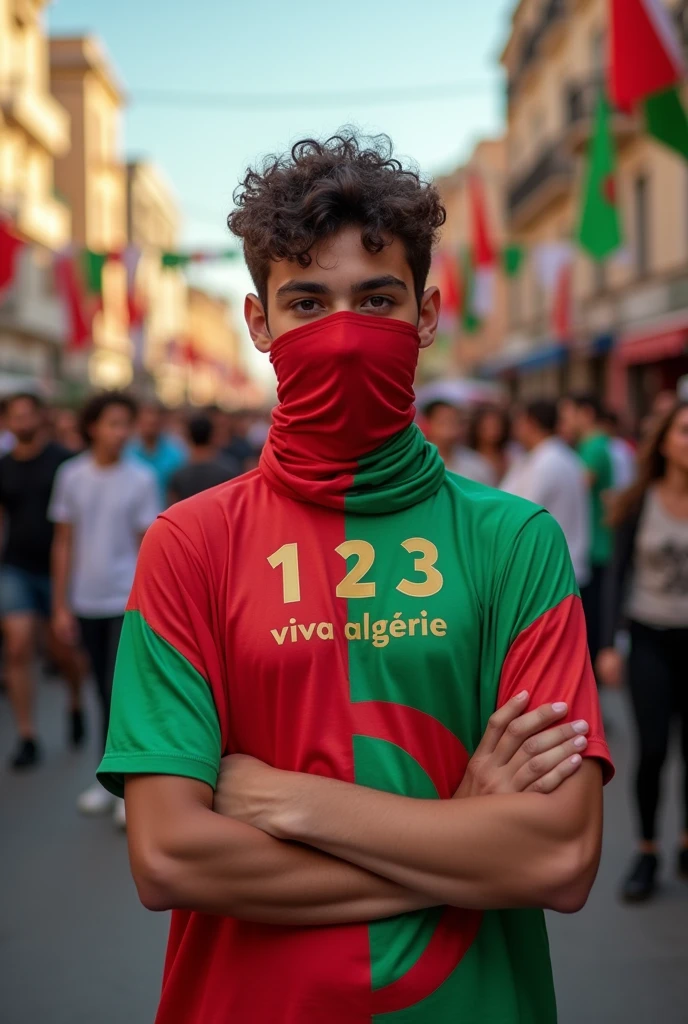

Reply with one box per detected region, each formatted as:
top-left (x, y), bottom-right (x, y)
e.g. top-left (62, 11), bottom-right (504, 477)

top-left (396, 538), bottom-right (444, 597)
top-left (267, 542), bottom-right (301, 604)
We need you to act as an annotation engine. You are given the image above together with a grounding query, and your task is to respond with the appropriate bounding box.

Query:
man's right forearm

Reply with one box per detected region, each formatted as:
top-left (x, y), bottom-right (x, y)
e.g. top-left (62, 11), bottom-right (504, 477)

top-left (126, 775), bottom-right (433, 926)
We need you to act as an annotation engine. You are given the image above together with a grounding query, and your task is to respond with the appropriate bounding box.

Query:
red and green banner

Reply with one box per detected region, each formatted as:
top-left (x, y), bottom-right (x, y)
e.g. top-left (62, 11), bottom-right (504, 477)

top-left (161, 248), bottom-right (240, 268)
top-left (609, 0), bottom-right (688, 159)
top-left (577, 92), bottom-right (623, 261)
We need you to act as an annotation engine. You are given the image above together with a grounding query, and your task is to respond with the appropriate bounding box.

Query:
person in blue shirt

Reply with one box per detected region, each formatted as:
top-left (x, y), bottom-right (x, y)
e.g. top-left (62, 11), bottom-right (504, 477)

top-left (128, 402), bottom-right (186, 504)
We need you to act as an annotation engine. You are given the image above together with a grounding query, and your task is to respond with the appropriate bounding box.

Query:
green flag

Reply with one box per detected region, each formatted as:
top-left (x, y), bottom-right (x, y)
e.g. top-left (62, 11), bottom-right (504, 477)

top-left (577, 93), bottom-right (622, 262)
top-left (161, 252), bottom-right (192, 269)
top-left (81, 250), bottom-right (107, 294)
top-left (461, 247), bottom-right (480, 334)
top-left (501, 244), bottom-right (525, 278)
top-left (644, 86), bottom-right (688, 161)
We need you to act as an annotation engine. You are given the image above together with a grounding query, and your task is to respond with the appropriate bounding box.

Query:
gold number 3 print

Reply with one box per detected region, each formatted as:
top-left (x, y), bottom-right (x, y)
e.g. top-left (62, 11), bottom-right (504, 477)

top-left (268, 538), bottom-right (443, 603)
top-left (396, 538), bottom-right (444, 597)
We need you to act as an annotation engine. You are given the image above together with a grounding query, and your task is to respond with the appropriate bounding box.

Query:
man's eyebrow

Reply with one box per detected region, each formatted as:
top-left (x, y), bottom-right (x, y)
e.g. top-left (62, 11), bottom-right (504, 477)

top-left (275, 280), bottom-right (332, 297)
top-left (351, 275), bottom-right (408, 293)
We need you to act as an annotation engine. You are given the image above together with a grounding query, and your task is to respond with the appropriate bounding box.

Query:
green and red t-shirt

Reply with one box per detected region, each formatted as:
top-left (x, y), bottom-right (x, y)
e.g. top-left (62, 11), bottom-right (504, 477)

top-left (99, 422), bottom-right (612, 1024)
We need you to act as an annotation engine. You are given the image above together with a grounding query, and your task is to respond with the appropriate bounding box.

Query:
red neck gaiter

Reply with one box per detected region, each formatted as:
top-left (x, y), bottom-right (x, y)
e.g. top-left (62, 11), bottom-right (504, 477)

top-left (260, 312), bottom-right (443, 511)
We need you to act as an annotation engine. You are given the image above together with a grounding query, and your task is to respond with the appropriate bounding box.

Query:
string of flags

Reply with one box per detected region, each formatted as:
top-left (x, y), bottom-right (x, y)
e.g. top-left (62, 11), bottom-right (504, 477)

top-left (0, 224), bottom-right (243, 353)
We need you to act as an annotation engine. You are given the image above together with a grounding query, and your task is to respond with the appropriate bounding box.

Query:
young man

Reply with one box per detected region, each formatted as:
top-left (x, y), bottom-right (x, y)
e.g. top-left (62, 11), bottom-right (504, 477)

top-left (168, 414), bottom-right (240, 503)
top-left (99, 134), bottom-right (612, 1023)
top-left (50, 392), bottom-right (159, 823)
top-left (502, 400), bottom-right (590, 589)
top-left (129, 401), bottom-right (187, 503)
top-left (559, 393), bottom-right (614, 670)
top-left (0, 393), bottom-right (84, 769)
top-left (422, 400), bottom-right (495, 485)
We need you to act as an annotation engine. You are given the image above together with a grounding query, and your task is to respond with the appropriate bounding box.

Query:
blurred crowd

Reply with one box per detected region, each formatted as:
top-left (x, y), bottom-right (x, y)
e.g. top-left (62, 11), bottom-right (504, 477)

top-left (1, 384), bottom-right (687, 903)
top-left (422, 387), bottom-right (688, 902)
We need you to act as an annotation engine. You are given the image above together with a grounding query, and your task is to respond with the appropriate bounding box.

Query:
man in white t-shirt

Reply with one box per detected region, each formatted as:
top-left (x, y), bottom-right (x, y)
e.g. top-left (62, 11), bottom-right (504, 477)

top-left (49, 392), bottom-right (160, 825)
top-left (501, 400), bottom-right (590, 587)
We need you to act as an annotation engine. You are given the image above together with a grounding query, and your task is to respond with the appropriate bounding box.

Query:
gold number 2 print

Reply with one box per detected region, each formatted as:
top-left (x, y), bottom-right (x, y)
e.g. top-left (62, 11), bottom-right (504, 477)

top-left (267, 538), bottom-right (443, 604)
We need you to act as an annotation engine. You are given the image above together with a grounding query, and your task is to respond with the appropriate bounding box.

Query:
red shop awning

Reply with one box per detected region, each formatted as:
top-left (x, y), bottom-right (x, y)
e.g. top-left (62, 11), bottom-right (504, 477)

top-left (617, 319), bottom-right (688, 365)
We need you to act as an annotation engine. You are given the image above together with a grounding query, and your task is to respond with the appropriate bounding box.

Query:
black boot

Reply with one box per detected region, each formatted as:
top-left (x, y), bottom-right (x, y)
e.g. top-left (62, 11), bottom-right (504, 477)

top-left (9, 737), bottom-right (41, 770)
top-left (621, 853), bottom-right (659, 902)
top-left (677, 848), bottom-right (688, 881)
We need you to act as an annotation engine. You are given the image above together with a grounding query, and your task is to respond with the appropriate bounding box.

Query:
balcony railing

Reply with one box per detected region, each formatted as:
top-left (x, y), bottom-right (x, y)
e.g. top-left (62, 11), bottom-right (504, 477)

top-left (508, 0), bottom-right (567, 101)
top-left (508, 142), bottom-right (573, 224)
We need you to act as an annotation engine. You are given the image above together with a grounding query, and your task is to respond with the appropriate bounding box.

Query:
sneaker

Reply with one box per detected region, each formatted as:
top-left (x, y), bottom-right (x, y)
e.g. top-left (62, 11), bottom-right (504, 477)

top-left (621, 853), bottom-right (659, 902)
top-left (69, 708), bottom-right (86, 748)
top-left (113, 797), bottom-right (126, 830)
top-left (77, 783), bottom-right (113, 816)
top-left (678, 848), bottom-right (688, 880)
top-left (10, 737), bottom-right (41, 770)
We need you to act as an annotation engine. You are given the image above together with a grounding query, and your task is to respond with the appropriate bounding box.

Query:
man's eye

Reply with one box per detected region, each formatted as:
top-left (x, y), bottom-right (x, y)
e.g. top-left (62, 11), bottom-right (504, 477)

top-left (293, 299), bottom-right (320, 312)
top-left (363, 295), bottom-right (392, 309)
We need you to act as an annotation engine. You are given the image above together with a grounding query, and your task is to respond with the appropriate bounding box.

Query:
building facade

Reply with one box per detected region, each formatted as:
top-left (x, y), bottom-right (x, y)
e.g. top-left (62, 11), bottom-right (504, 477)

top-left (125, 159), bottom-right (188, 396)
top-left (0, 0), bottom-right (71, 392)
top-left (497, 0), bottom-right (688, 419)
top-left (432, 138), bottom-right (509, 381)
top-left (50, 35), bottom-right (132, 390)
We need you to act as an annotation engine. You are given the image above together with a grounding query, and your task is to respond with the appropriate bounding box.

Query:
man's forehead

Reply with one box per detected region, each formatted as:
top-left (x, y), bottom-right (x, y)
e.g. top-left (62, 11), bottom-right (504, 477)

top-left (268, 230), bottom-right (410, 285)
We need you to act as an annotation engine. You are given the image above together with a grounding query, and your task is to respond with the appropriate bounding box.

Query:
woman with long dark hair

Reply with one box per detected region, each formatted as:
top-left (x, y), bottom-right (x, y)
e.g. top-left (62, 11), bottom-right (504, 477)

top-left (468, 404), bottom-right (512, 485)
top-left (597, 402), bottom-right (688, 902)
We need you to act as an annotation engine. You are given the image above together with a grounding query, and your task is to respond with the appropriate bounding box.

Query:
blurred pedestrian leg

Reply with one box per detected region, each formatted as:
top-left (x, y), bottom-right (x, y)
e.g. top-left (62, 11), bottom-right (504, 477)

top-left (0, 393), bottom-right (84, 769)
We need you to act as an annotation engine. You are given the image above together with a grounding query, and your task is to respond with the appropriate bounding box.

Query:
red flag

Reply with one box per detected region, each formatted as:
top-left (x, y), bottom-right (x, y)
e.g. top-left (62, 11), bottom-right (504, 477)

top-left (436, 250), bottom-right (461, 317)
top-left (468, 173), bottom-right (496, 267)
top-left (55, 253), bottom-right (93, 351)
top-left (552, 261), bottom-right (573, 342)
top-left (0, 220), bottom-right (24, 296)
top-left (609, 0), bottom-right (686, 112)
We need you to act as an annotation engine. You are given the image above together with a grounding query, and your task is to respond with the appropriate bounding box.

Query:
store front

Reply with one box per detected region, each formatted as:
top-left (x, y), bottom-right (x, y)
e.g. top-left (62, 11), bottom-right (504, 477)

top-left (608, 316), bottom-right (688, 422)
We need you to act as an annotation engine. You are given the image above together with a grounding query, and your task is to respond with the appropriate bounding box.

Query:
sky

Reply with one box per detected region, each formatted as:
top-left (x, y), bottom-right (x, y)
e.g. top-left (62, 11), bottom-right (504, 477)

top-left (48, 0), bottom-right (515, 378)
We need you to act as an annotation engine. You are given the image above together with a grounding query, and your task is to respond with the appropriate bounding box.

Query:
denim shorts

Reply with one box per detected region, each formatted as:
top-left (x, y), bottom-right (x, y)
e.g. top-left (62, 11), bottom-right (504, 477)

top-left (0, 565), bottom-right (52, 619)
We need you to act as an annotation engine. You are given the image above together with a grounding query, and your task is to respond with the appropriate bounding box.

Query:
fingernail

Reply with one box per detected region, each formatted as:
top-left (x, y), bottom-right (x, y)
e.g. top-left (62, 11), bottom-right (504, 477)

top-left (573, 736), bottom-right (587, 749)
top-left (516, 690), bottom-right (528, 701)
top-left (552, 702), bottom-right (568, 713)
top-left (572, 720), bottom-right (589, 734)
top-left (570, 754), bottom-right (582, 765)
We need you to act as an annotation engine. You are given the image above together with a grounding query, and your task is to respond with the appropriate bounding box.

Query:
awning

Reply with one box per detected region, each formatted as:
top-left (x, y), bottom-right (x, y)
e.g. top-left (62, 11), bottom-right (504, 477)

top-left (617, 322), bottom-right (688, 365)
top-left (479, 342), bottom-right (567, 378)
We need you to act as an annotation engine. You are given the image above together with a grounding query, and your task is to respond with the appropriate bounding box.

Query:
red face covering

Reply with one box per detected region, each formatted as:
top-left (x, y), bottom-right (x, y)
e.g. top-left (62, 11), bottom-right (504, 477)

top-left (260, 311), bottom-right (445, 511)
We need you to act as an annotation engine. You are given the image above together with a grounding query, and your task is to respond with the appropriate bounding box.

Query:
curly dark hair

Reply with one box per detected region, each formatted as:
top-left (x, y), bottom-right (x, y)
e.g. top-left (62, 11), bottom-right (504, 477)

top-left (79, 391), bottom-right (138, 447)
top-left (228, 130), bottom-right (446, 307)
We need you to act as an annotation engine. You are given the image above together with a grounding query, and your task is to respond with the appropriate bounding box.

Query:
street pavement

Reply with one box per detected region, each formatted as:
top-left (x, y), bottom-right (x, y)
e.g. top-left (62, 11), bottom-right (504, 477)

top-left (1, 677), bottom-right (687, 1024)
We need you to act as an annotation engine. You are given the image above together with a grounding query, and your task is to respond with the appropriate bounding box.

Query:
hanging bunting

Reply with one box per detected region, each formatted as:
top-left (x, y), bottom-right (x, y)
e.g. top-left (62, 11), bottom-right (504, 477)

top-left (55, 249), bottom-right (95, 351)
top-left (161, 249), bottom-right (240, 269)
top-left (0, 219), bottom-right (25, 297)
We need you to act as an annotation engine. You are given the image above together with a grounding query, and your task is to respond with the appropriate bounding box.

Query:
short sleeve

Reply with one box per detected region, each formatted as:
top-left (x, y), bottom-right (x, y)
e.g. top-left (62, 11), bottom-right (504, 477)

top-left (579, 437), bottom-right (611, 488)
top-left (48, 462), bottom-right (74, 524)
top-left (97, 514), bottom-right (224, 797)
top-left (134, 470), bottom-right (162, 533)
top-left (491, 512), bottom-right (614, 783)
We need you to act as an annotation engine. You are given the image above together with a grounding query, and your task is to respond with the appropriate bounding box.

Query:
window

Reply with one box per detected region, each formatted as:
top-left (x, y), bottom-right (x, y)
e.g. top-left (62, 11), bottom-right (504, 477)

top-left (634, 175), bottom-right (650, 277)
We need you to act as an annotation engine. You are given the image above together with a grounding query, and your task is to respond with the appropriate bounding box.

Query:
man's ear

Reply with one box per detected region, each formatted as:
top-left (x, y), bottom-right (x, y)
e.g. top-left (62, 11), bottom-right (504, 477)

top-left (244, 294), bottom-right (272, 353)
top-left (417, 286), bottom-right (440, 349)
